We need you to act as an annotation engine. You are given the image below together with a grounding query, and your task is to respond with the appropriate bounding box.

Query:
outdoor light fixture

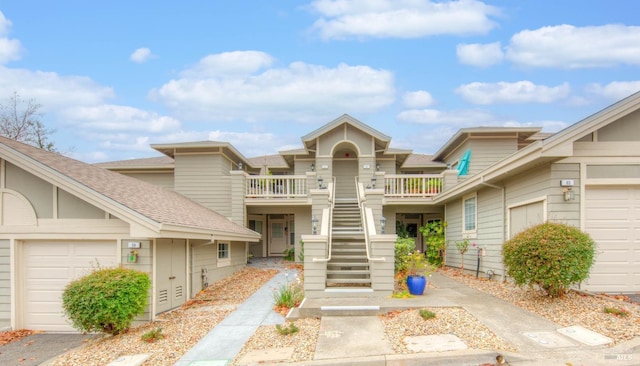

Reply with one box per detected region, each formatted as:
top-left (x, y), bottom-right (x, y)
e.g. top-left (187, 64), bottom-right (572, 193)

top-left (318, 177), bottom-right (323, 189)
top-left (237, 162), bottom-right (243, 170)
top-left (376, 163), bottom-right (380, 172)
top-left (311, 163), bottom-right (315, 172)
top-left (563, 188), bottom-right (575, 201)
top-left (380, 216), bottom-right (387, 234)
top-left (371, 177), bottom-right (376, 188)
top-left (312, 215), bottom-right (318, 235)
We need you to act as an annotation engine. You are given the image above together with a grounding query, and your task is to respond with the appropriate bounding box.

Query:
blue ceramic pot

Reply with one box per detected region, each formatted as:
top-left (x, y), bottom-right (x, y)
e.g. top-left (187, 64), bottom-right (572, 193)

top-left (407, 275), bottom-right (427, 295)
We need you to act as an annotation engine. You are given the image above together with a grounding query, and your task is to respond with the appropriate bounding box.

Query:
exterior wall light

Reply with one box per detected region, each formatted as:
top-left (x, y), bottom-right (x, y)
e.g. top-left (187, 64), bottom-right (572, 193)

top-left (311, 163), bottom-right (315, 172)
top-left (376, 163), bottom-right (380, 172)
top-left (318, 177), bottom-right (323, 189)
top-left (371, 177), bottom-right (376, 188)
top-left (563, 188), bottom-right (575, 201)
top-left (238, 162), bottom-right (243, 170)
top-left (380, 216), bottom-right (386, 234)
top-left (312, 215), bottom-right (318, 235)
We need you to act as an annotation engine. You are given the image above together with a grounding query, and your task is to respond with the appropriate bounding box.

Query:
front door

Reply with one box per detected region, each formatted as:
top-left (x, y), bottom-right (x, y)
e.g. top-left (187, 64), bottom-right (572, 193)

top-left (333, 159), bottom-right (358, 199)
top-left (269, 219), bottom-right (287, 256)
top-left (156, 239), bottom-right (186, 313)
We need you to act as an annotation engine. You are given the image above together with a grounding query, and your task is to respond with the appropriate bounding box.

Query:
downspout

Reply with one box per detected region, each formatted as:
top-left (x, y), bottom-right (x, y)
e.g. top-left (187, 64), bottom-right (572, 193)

top-left (480, 178), bottom-right (505, 280)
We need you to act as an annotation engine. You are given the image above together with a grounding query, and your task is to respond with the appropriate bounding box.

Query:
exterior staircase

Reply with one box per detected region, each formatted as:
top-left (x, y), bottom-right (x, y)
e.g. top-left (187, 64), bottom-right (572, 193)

top-left (326, 199), bottom-right (371, 288)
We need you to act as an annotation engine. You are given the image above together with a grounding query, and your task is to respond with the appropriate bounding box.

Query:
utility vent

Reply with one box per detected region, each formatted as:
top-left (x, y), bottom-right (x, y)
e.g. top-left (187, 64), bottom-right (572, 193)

top-left (175, 286), bottom-right (183, 299)
top-left (158, 289), bottom-right (168, 303)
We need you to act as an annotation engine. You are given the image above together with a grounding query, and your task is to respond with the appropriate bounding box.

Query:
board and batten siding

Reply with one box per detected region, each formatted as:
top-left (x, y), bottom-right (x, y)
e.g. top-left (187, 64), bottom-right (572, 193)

top-left (0, 239), bottom-right (9, 328)
top-left (174, 154), bottom-right (232, 217)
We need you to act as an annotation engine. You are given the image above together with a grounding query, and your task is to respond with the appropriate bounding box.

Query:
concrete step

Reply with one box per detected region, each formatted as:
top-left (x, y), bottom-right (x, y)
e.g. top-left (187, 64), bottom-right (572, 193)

top-left (327, 262), bottom-right (369, 268)
top-left (326, 278), bottom-right (372, 285)
top-left (327, 269), bottom-right (370, 275)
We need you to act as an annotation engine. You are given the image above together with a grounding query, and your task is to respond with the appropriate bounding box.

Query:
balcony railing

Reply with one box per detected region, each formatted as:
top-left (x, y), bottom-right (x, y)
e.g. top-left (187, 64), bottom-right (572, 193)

top-left (383, 174), bottom-right (442, 198)
top-left (245, 175), bottom-right (308, 198)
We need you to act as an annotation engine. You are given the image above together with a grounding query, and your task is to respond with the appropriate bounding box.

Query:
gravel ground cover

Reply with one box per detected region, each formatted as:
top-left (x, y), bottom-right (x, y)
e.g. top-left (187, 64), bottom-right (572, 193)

top-left (440, 267), bottom-right (640, 345)
top-left (50, 267), bottom-right (279, 366)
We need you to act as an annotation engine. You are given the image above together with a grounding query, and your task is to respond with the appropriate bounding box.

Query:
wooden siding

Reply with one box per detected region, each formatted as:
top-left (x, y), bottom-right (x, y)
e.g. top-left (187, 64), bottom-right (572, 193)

top-left (121, 172), bottom-right (174, 190)
top-left (445, 139), bottom-right (517, 177)
top-left (444, 197), bottom-right (462, 267)
top-left (190, 242), bottom-right (216, 297)
top-left (0, 239), bottom-right (8, 326)
top-left (504, 165), bottom-right (550, 209)
top-left (174, 154), bottom-right (232, 217)
top-left (121, 239), bottom-right (152, 323)
top-left (57, 188), bottom-right (105, 219)
top-left (206, 241), bottom-right (246, 285)
top-left (597, 109), bottom-right (640, 141)
top-left (5, 162), bottom-right (53, 218)
top-left (548, 163), bottom-right (580, 227)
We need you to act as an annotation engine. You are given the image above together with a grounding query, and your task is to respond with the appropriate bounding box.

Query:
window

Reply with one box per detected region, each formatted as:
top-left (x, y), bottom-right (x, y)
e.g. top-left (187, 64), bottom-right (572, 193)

top-left (462, 194), bottom-right (477, 237)
top-left (218, 243), bottom-right (229, 260)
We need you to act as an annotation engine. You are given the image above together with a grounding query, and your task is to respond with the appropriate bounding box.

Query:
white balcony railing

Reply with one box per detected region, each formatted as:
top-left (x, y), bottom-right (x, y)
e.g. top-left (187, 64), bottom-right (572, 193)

top-left (383, 174), bottom-right (442, 198)
top-left (245, 175), bottom-right (308, 198)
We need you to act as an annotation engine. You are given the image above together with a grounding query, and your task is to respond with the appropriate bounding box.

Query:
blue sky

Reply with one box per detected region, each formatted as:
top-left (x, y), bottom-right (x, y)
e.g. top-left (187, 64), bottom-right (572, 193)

top-left (1, 0), bottom-right (640, 162)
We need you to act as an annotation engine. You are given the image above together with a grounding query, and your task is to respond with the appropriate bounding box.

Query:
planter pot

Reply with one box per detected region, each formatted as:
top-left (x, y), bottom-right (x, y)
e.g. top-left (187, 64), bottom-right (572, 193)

top-left (407, 275), bottom-right (427, 295)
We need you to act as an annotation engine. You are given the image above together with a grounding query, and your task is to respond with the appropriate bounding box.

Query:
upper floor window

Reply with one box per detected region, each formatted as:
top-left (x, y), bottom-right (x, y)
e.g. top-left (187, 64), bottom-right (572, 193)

top-left (462, 193), bottom-right (477, 237)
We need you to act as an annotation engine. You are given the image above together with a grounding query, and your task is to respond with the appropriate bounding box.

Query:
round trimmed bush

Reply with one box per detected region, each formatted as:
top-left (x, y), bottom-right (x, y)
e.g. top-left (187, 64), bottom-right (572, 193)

top-left (62, 267), bottom-right (151, 335)
top-left (502, 222), bottom-right (596, 298)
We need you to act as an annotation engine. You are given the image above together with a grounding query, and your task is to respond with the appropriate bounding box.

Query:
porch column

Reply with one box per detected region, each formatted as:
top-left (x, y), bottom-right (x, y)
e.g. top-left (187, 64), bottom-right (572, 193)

top-left (230, 171), bottom-right (247, 226)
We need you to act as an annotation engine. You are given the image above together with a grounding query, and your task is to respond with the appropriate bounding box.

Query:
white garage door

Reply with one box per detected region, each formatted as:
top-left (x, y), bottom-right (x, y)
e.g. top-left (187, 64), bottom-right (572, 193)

top-left (23, 240), bottom-right (117, 332)
top-left (584, 186), bottom-right (640, 293)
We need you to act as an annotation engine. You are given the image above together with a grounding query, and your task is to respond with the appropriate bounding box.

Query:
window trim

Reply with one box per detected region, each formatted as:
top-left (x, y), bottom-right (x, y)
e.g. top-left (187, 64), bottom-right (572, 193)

top-left (217, 242), bottom-right (230, 267)
top-left (462, 193), bottom-right (477, 238)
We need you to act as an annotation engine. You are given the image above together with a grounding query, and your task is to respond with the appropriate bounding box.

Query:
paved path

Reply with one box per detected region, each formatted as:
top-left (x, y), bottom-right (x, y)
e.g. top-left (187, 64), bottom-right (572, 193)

top-left (174, 261), bottom-right (293, 366)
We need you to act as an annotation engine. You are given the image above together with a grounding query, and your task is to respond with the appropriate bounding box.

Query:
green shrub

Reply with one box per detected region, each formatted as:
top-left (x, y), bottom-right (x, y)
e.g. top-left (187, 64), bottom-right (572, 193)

top-left (283, 247), bottom-right (295, 261)
top-left (297, 240), bottom-right (305, 262)
top-left (141, 327), bottom-right (164, 343)
top-left (273, 279), bottom-right (304, 308)
top-left (419, 221), bottom-right (447, 266)
top-left (502, 222), bottom-right (596, 298)
top-left (394, 237), bottom-right (416, 273)
top-left (62, 267), bottom-right (151, 335)
top-left (419, 309), bottom-right (436, 320)
top-left (276, 322), bottom-right (299, 335)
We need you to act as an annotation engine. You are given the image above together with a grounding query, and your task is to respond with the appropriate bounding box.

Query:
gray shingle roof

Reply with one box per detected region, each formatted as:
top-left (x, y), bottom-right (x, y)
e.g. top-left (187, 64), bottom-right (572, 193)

top-left (0, 136), bottom-right (258, 238)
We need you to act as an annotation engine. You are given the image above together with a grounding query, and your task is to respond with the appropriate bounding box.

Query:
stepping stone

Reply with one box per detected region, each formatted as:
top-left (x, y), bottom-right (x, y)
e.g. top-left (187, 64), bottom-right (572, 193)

top-left (522, 331), bottom-right (575, 348)
top-left (314, 316), bottom-right (393, 360)
top-left (404, 334), bottom-right (467, 352)
top-left (557, 325), bottom-right (612, 346)
top-left (106, 354), bottom-right (150, 366)
top-left (237, 347), bottom-right (294, 365)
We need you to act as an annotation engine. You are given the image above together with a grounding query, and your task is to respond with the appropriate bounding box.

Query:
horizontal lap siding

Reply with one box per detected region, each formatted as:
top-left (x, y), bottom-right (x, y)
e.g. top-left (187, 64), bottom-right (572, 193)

top-left (122, 172), bottom-right (175, 190)
top-left (174, 155), bottom-right (232, 217)
top-left (475, 188), bottom-right (505, 274)
top-left (548, 163), bottom-right (580, 227)
top-left (0, 240), bottom-right (8, 326)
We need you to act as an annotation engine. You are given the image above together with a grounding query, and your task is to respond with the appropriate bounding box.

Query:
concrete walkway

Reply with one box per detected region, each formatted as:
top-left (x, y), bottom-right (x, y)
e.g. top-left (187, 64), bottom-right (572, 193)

top-left (174, 260), bottom-right (293, 366)
top-left (176, 260), bottom-right (640, 366)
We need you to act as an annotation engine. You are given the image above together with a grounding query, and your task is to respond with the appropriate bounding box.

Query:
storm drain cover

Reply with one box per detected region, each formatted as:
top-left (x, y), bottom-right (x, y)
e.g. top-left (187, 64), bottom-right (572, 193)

top-left (557, 326), bottom-right (612, 346)
top-left (522, 331), bottom-right (575, 348)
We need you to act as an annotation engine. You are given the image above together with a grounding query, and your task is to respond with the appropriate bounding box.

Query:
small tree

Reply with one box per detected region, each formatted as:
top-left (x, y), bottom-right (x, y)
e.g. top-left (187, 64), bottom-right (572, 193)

top-left (394, 237), bottom-right (415, 274)
top-left (62, 267), bottom-right (151, 335)
top-left (419, 220), bottom-right (447, 266)
top-left (0, 91), bottom-right (56, 151)
top-left (455, 239), bottom-right (469, 270)
top-left (502, 222), bottom-right (596, 298)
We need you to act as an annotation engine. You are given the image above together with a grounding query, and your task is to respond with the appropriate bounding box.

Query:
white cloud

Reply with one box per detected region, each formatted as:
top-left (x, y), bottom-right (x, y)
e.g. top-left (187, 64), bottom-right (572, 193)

top-left (0, 11), bottom-right (22, 63)
top-left (309, 0), bottom-right (500, 40)
top-left (457, 42), bottom-right (503, 67)
top-left (402, 90), bottom-right (434, 108)
top-left (586, 81), bottom-right (640, 100)
top-left (0, 66), bottom-right (114, 109)
top-left (506, 24), bottom-right (640, 68)
top-left (397, 108), bottom-right (498, 125)
top-left (456, 81), bottom-right (570, 105)
top-left (150, 52), bottom-right (395, 122)
top-left (61, 105), bottom-right (181, 133)
top-left (130, 47), bottom-right (156, 64)
top-left (180, 50), bottom-right (274, 78)
top-left (502, 119), bottom-right (568, 132)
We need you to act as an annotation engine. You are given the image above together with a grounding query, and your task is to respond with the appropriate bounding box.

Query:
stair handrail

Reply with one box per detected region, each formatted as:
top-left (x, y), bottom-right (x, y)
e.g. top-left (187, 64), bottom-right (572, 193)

top-left (312, 177), bottom-right (336, 262)
top-left (356, 177), bottom-right (385, 262)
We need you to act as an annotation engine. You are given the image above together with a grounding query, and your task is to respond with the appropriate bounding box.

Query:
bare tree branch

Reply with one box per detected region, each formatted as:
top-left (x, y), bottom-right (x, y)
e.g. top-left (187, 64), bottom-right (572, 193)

top-left (0, 91), bottom-right (56, 151)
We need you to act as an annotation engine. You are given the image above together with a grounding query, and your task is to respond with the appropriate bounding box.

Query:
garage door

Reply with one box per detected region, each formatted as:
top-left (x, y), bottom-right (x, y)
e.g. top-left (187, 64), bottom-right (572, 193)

top-left (584, 186), bottom-right (640, 293)
top-left (23, 241), bottom-right (117, 332)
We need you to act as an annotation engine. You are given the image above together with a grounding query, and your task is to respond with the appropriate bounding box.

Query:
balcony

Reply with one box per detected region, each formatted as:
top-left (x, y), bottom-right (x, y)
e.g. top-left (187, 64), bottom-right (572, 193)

top-left (383, 174), bottom-right (442, 198)
top-left (245, 175), bottom-right (309, 199)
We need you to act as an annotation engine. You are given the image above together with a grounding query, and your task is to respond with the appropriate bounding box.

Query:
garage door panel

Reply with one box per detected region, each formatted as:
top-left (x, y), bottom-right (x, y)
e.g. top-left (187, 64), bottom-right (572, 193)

top-left (585, 186), bottom-right (639, 293)
top-left (23, 241), bottom-right (117, 332)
